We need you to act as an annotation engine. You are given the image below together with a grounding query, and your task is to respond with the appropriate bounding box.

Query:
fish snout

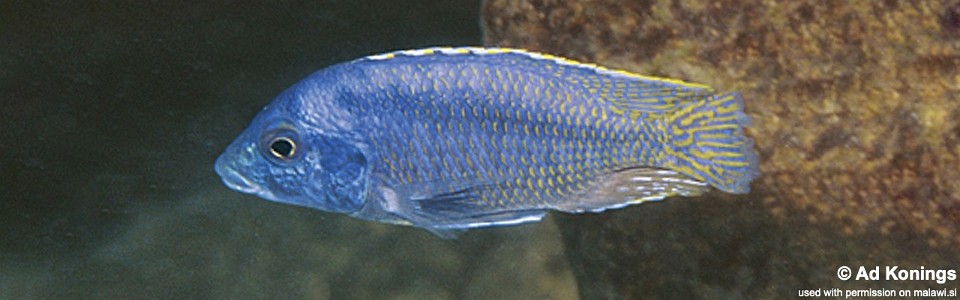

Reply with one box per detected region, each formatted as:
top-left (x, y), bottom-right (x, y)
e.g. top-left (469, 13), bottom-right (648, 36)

top-left (215, 143), bottom-right (261, 194)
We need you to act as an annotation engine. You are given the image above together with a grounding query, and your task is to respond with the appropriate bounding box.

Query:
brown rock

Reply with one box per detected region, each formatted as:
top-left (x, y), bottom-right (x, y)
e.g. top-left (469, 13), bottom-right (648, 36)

top-left (483, 0), bottom-right (960, 298)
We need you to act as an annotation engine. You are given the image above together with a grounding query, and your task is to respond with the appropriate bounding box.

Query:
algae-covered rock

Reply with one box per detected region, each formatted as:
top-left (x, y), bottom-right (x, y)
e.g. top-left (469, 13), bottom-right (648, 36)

top-left (483, 0), bottom-right (960, 298)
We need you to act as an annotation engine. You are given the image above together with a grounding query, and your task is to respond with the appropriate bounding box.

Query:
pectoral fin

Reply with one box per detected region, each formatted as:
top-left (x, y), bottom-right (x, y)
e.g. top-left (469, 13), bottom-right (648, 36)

top-left (383, 179), bottom-right (547, 238)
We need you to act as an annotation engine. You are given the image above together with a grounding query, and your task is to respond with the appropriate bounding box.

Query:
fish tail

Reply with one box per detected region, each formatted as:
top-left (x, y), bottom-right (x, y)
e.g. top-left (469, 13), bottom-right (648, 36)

top-left (661, 92), bottom-right (759, 193)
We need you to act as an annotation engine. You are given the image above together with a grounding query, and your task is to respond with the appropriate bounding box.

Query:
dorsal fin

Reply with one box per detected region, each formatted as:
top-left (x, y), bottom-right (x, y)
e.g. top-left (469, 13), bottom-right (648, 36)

top-left (361, 46), bottom-right (717, 116)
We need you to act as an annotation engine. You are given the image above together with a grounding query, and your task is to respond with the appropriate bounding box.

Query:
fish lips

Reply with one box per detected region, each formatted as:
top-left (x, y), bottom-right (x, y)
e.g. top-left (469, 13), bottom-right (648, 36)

top-left (214, 158), bottom-right (260, 194)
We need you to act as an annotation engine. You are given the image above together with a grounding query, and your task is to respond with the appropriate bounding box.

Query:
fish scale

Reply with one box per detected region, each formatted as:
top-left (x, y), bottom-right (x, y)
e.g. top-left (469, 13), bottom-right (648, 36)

top-left (215, 47), bottom-right (759, 238)
top-left (369, 75), bottom-right (643, 211)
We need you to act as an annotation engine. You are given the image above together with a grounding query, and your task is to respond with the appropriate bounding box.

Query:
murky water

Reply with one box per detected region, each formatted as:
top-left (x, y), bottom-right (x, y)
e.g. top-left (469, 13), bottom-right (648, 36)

top-left (0, 1), bottom-right (576, 299)
top-left (9, 1), bottom-right (959, 299)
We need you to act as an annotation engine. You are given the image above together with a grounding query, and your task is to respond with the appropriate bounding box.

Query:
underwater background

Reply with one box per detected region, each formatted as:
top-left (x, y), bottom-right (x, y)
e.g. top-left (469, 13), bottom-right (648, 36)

top-left (483, 0), bottom-right (960, 298)
top-left (3, 0), bottom-right (959, 299)
top-left (1, 1), bottom-right (576, 299)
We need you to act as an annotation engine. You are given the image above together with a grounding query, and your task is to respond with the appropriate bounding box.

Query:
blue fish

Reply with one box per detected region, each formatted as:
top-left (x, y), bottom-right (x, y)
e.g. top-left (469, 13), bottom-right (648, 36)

top-left (215, 47), bottom-right (759, 238)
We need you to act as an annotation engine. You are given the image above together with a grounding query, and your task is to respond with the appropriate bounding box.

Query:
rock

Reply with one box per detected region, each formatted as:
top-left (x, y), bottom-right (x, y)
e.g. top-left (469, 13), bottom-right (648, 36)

top-left (483, 0), bottom-right (960, 298)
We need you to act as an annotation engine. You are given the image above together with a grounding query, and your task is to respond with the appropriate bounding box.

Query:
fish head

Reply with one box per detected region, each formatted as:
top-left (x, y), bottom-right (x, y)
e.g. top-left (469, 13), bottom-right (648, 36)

top-left (215, 76), bottom-right (369, 214)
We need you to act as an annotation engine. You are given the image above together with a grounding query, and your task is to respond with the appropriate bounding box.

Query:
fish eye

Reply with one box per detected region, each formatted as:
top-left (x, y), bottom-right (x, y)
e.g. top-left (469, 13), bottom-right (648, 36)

top-left (269, 137), bottom-right (296, 159)
top-left (259, 125), bottom-right (302, 163)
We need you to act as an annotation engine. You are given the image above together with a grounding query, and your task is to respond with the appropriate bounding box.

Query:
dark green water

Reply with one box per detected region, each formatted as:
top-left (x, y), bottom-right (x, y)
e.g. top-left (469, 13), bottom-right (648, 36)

top-left (0, 1), bottom-right (576, 299)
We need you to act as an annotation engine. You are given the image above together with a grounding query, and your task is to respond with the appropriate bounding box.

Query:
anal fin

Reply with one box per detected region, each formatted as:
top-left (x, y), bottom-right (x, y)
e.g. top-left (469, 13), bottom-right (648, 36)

top-left (556, 167), bottom-right (708, 213)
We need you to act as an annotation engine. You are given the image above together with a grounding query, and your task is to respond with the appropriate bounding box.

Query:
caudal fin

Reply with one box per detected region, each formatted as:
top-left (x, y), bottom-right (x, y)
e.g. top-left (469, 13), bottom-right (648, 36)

top-left (662, 92), bottom-right (759, 193)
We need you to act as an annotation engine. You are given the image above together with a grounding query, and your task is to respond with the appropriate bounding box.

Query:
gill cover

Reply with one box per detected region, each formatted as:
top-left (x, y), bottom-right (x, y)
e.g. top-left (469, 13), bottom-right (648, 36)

top-left (308, 134), bottom-right (368, 213)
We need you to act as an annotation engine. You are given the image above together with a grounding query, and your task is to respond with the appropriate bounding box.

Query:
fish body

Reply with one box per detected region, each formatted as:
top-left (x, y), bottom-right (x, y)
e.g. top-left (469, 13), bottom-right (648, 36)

top-left (215, 47), bottom-right (759, 237)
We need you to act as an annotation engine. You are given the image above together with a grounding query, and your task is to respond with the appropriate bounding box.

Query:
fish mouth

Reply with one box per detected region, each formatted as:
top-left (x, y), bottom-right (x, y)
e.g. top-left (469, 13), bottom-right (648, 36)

top-left (214, 158), bottom-right (260, 195)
